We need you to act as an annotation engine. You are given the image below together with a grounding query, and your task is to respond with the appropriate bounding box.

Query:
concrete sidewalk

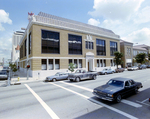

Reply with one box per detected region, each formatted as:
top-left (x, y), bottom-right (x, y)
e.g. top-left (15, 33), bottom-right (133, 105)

top-left (11, 71), bottom-right (44, 84)
top-left (0, 71), bottom-right (44, 87)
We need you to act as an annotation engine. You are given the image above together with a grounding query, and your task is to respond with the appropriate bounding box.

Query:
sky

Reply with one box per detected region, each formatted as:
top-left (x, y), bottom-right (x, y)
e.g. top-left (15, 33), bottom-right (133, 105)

top-left (0, 0), bottom-right (150, 61)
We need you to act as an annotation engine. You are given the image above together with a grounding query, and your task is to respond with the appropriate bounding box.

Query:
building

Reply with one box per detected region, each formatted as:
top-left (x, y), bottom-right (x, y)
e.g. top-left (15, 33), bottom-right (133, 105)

top-left (12, 31), bottom-right (24, 66)
top-left (19, 12), bottom-right (121, 78)
top-left (120, 40), bottom-right (133, 67)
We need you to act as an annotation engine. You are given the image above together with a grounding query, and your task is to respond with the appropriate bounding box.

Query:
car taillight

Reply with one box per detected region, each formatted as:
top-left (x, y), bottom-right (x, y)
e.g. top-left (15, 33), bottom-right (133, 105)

top-left (149, 98), bottom-right (150, 102)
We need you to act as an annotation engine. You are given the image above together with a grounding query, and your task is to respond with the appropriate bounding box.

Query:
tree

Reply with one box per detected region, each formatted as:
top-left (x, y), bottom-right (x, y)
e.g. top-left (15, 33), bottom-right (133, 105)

top-left (148, 53), bottom-right (150, 65)
top-left (135, 53), bottom-right (146, 64)
top-left (68, 63), bottom-right (76, 73)
top-left (9, 63), bottom-right (18, 76)
top-left (113, 51), bottom-right (124, 69)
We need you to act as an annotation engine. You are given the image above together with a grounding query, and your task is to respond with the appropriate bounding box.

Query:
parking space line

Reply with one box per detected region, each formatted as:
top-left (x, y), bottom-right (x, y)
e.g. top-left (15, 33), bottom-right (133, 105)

top-left (136, 101), bottom-right (150, 106)
top-left (50, 82), bottom-right (138, 119)
top-left (121, 100), bottom-right (142, 108)
top-left (141, 98), bottom-right (148, 103)
top-left (24, 84), bottom-right (60, 119)
top-left (61, 81), bottom-right (142, 108)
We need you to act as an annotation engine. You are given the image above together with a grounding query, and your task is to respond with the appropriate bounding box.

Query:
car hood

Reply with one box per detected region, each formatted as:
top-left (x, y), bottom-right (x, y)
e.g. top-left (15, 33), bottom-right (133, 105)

top-left (94, 84), bottom-right (123, 94)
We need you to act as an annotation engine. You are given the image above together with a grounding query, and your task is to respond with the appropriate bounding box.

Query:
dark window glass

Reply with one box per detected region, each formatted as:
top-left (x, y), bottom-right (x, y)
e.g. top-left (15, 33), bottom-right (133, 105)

top-left (55, 59), bottom-right (60, 69)
top-left (24, 39), bottom-right (26, 57)
top-left (74, 59), bottom-right (77, 68)
top-left (96, 39), bottom-right (106, 56)
top-left (85, 41), bottom-right (93, 49)
top-left (110, 41), bottom-right (117, 56)
top-left (49, 59), bottom-right (53, 70)
top-left (42, 30), bottom-right (59, 54)
top-left (79, 59), bottom-right (82, 68)
top-left (97, 60), bottom-right (99, 67)
top-left (104, 60), bottom-right (106, 67)
top-left (86, 41), bottom-right (88, 49)
top-left (29, 33), bottom-right (31, 55)
top-left (68, 34), bottom-right (82, 55)
top-left (41, 59), bottom-right (47, 70)
top-left (69, 59), bottom-right (72, 64)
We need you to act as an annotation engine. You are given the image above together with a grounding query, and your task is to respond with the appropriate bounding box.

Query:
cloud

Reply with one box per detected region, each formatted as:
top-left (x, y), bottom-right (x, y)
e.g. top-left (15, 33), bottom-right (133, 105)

top-left (0, 9), bottom-right (12, 31)
top-left (88, 0), bottom-right (144, 20)
top-left (123, 28), bottom-right (150, 45)
top-left (133, 6), bottom-right (150, 24)
top-left (88, 18), bottom-right (100, 26)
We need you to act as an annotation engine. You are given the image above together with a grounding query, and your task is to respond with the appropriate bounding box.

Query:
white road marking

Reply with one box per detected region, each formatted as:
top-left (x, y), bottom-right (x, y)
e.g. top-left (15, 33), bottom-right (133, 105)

top-left (61, 81), bottom-right (142, 108)
top-left (121, 99), bottom-right (142, 108)
top-left (24, 84), bottom-right (60, 119)
top-left (141, 98), bottom-right (149, 103)
top-left (136, 101), bottom-right (150, 106)
top-left (50, 82), bottom-right (138, 119)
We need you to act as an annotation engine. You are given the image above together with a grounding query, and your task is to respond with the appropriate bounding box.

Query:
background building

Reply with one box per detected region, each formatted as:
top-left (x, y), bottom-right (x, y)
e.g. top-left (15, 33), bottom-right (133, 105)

top-left (12, 31), bottom-right (24, 66)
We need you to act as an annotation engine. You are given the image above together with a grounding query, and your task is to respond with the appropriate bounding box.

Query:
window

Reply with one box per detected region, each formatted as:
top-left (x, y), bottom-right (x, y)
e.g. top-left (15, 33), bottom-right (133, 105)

top-left (24, 39), bottom-right (27, 57)
top-left (96, 39), bottom-right (106, 56)
top-left (100, 60), bottom-right (103, 67)
top-left (42, 30), bottom-right (59, 54)
top-left (86, 41), bottom-right (93, 49)
top-left (68, 34), bottom-right (82, 55)
top-left (110, 41), bottom-right (117, 56)
top-left (29, 33), bottom-right (31, 55)
top-left (74, 59), bottom-right (77, 68)
top-left (69, 59), bottom-right (72, 64)
top-left (97, 60), bottom-right (99, 67)
top-left (49, 59), bottom-right (53, 70)
top-left (55, 59), bottom-right (60, 69)
top-left (79, 59), bottom-right (82, 68)
top-left (104, 60), bottom-right (106, 67)
top-left (41, 59), bottom-right (47, 70)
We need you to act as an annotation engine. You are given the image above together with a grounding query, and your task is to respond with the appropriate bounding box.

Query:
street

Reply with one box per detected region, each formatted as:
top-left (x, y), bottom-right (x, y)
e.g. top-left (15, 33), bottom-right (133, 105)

top-left (0, 69), bottom-right (150, 119)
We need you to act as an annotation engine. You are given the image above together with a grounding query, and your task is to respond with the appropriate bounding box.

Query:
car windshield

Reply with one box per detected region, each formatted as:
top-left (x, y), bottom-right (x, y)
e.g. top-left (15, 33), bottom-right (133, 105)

top-left (107, 80), bottom-right (124, 87)
top-left (0, 72), bottom-right (6, 75)
top-left (55, 73), bottom-right (60, 76)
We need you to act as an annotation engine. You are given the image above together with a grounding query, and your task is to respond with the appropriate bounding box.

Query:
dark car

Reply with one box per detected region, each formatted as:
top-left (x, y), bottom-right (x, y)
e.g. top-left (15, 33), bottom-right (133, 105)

top-left (93, 77), bottom-right (143, 103)
top-left (138, 65), bottom-right (147, 69)
top-left (45, 72), bottom-right (68, 82)
top-left (147, 65), bottom-right (150, 68)
top-left (115, 68), bottom-right (124, 73)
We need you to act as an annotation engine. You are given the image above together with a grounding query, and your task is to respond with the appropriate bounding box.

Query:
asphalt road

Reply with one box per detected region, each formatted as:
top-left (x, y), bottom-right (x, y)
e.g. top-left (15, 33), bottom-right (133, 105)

top-left (0, 69), bottom-right (150, 119)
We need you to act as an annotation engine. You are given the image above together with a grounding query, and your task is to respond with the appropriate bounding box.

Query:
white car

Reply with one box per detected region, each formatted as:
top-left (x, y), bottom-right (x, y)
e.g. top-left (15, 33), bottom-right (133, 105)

top-left (127, 66), bottom-right (138, 71)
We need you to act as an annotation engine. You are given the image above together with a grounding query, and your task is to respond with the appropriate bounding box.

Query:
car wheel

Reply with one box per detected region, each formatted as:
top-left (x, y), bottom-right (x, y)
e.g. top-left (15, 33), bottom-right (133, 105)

top-left (75, 77), bottom-right (80, 82)
top-left (93, 75), bottom-right (96, 80)
top-left (135, 88), bottom-right (138, 94)
top-left (52, 78), bottom-right (56, 82)
top-left (116, 94), bottom-right (122, 103)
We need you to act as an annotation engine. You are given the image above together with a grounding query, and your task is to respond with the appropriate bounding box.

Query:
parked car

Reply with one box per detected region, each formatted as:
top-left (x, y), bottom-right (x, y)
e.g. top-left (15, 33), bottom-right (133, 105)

top-left (2, 66), bottom-right (9, 72)
top-left (93, 77), bottom-right (143, 103)
top-left (0, 70), bottom-right (8, 80)
top-left (138, 65), bottom-right (147, 69)
top-left (98, 68), bottom-right (115, 75)
top-left (147, 65), bottom-right (150, 68)
top-left (127, 66), bottom-right (139, 71)
top-left (68, 69), bottom-right (97, 82)
top-left (115, 68), bottom-right (124, 73)
top-left (45, 72), bottom-right (68, 82)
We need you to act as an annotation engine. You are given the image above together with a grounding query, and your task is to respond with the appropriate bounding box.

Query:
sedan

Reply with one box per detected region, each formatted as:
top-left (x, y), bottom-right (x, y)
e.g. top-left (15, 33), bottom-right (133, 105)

top-left (45, 72), bottom-right (68, 82)
top-left (98, 68), bottom-right (115, 75)
top-left (0, 71), bottom-right (8, 80)
top-left (127, 66), bottom-right (138, 71)
top-left (115, 68), bottom-right (124, 73)
top-left (93, 77), bottom-right (143, 103)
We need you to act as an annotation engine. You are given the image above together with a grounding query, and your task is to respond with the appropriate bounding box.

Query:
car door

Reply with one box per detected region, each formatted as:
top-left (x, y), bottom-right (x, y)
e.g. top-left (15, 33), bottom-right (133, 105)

top-left (57, 73), bottom-right (63, 80)
top-left (122, 81), bottom-right (133, 97)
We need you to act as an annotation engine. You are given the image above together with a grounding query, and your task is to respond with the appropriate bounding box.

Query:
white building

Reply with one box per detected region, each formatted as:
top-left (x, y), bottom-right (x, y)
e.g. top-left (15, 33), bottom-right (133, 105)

top-left (12, 31), bottom-right (24, 65)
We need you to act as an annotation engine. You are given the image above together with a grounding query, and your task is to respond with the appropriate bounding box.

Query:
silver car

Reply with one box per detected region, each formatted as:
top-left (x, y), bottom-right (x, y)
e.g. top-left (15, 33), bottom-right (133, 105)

top-left (45, 72), bottom-right (68, 82)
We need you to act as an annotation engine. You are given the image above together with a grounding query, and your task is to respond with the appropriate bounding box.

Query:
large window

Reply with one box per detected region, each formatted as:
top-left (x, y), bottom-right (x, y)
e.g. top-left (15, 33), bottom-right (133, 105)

top-left (68, 34), bottom-right (82, 55)
top-left (42, 30), bottom-right (59, 54)
top-left (96, 39), bottom-right (106, 56)
top-left (24, 39), bottom-right (27, 57)
top-left (41, 59), bottom-right (47, 70)
top-left (49, 59), bottom-right (53, 70)
top-left (55, 59), bottom-right (60, 70)
top-left (110, 41), bottom-right (117, 56)
top-left (29, 33), bottom-right (31, 55)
